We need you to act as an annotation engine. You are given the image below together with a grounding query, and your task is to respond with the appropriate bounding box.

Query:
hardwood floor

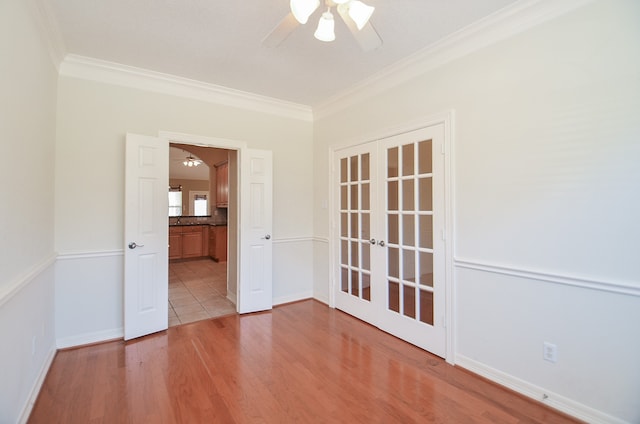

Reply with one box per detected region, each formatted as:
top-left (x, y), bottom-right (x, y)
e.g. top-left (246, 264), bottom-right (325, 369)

top-left (29, 300), bottom-right (581, 423)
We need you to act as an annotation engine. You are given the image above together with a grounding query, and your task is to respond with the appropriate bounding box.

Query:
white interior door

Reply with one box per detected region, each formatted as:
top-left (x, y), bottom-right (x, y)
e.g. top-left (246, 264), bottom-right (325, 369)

top-left (124, 133), bottom-right (169, 340)
top-left (376, 126), bottom-right (446, 356)
top-left (238, 148), bottom-right (273, 314)
top-left (334, 143), bottom-right (378, 324)
top-left (334, 124), bottom-right (447, 357)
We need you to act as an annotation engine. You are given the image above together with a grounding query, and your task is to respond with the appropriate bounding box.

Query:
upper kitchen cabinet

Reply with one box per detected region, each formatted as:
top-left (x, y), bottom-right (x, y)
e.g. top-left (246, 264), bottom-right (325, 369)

top-left (215, 161), bottom-right (229, 208)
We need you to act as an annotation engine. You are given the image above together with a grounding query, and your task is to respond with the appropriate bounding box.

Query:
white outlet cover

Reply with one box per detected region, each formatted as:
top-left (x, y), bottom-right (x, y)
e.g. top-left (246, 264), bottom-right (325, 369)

top-left (543, 342), bottom-right (558, 363)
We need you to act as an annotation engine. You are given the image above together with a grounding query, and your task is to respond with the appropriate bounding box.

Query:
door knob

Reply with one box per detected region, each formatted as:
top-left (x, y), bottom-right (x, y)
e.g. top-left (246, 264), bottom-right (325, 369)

top-left (378, 240), bottom-right (385, 247)
top-left (262, 234), bottom-right (271, 240)
top-left (370, 238), bottom-right (376, 245)
top-left (128, 242), bottom-right (144, 249)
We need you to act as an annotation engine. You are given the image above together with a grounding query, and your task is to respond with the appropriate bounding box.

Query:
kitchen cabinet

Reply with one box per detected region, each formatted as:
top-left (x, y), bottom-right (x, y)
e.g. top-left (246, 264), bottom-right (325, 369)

top-left (182, 226), bottom-right (203, 258)
top-left (215, 161), bottom-right (229, 208)
top-left (169, 225), bottom-right (210, 260)
top-left (169, 227), bottom-right (182, 260)
top-left (209, 225), bottom-right (227, 262)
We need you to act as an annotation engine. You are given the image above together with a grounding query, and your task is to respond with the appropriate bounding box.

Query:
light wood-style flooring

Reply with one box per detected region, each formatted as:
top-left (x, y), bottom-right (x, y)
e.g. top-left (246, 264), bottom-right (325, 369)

top-left (169, 259), bottom-right (235, 327)
top-left (29, 300), bottom-right (581, 423)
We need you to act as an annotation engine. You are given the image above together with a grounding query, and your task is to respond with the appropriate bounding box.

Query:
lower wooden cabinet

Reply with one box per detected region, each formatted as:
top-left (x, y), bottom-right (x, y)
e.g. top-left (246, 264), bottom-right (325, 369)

top-left (208, 225), bottom-right (227, 262)
top-left (169, 225), bottom-right (211, 260)
top-left (168, 232), bottom-right (182, 260)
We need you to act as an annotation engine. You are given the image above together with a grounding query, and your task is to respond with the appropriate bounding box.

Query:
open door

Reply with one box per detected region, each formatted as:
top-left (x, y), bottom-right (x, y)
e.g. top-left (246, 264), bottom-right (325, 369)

top-left (124, 133), bottom-right (169, 340)
top-left (238, 149), bottom-right (273, 314)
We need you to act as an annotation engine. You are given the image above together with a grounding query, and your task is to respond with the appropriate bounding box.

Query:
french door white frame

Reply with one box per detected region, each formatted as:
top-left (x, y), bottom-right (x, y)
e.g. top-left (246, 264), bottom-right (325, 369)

top-left (328, 111), bottom-right (455, 364)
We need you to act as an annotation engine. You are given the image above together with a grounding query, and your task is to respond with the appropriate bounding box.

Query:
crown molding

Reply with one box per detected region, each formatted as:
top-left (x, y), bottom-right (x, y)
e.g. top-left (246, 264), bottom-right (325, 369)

top-left (26, 0), bottom-right (66, 71)
top-left (59, 54), bottom-right (314, 122)
top-left (313, 0), bottom-right (595, 119)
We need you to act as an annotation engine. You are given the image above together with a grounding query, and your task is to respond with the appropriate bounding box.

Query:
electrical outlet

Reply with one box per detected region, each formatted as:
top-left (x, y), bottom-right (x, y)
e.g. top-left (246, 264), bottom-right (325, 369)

top-left (543, 342), bottom-right (557, 363)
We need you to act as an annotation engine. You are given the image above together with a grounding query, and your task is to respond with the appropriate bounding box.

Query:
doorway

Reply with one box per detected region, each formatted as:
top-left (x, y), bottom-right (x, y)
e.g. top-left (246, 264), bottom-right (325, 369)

top-left (168, 142), bottom-right (235, 327)
top-left (125, 131), bottom-right (274, 339)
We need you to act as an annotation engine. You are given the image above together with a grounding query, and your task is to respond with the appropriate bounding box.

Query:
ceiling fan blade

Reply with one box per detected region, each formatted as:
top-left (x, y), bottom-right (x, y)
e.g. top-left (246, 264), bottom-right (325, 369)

top-left (336, 6), bottom-right (382, 52)
top-left (262, 13), bottom-right (300, 48)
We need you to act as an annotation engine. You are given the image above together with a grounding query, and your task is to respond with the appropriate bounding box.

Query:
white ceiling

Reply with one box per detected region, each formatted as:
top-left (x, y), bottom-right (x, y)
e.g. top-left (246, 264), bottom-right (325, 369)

top-left (48, 0), bottom-right (519, 107)
top-left (170, 147), bottom-right (209, 180)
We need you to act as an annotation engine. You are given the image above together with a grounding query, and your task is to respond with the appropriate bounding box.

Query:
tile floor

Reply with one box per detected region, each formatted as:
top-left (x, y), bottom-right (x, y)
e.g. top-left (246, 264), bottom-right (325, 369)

top-left (168, 258), bottom-right (236, 327)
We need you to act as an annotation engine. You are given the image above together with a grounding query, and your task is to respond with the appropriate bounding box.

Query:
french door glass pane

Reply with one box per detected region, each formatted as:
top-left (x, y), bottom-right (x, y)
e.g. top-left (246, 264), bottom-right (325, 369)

top-left (402, 249), bottom-right (415, 282)
top-left (340, 158), bottom-right (348, 183)
top-left (402, 214), bottom-right (415, 246)
top-left (418, 178), bottom-right (432, 211)
top-left (361, 213), bottom-right (370, 240)
top-left (388, 214), bottom-right (399, 245)
top-left (388, 247), bottom-right (399, 279)
top-left (350, 156), bottom-right (358, 182)
top-left (341, 186), bottom-right (348, 209)
top-left (388, 281), bottom-right (400, 312)
top-left (419, 252), bottom-right (434, 287)
top-left (351, 270), bottom-right (360, 296)
top-left (388, 181), bottom-right (398, 211)
top-left (362, 243), bottom-right (370, 270)
top-left (388, 147), bottom-right (398, 178)
top-left (350, 213), bottom-right (358, 238)
top-left (403, 285), bottom-right (416, 318)
top-left (361, 153), bottom-right (370, 180)
top-left (419, 289), bottom-right (434, 325)
top-left (402, 180), bottom-right (414, 210)
top-left (402, 144), bottom-right (414, 176)
top-left (341, 268), bottom-right (348, 292)
top-left (350, 185), bottom-right (358, 209)
top-left (362, 273), bottom-right (371, 301)
top-left (361, 184), bottom-right (370, 209)
top-left (351, 241), bottom-right (359, 267)
top-left (418, 140), bottom-right (432, 174)
top-left (419, 215), bottom-right (433, 249)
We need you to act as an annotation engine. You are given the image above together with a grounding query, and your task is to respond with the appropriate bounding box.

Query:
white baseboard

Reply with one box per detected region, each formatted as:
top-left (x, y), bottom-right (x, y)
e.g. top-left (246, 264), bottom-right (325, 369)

top-left (273, 291), bottom-right (313, 306)
top-left (56, 327), bottom-right (123, 349)
top-left (312, 294), bottom-right (329, 306)
top-left (455, 354), bottom-right (626, 424)
top-left (18, 345), bottom-right (56, 424)
top-left (227, 290), bottom-right (237, 305)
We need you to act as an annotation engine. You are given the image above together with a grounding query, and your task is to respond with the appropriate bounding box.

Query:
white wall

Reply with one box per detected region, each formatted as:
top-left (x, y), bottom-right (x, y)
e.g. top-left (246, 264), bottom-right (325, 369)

top-left (0, 0), bottom-right (58, 422)
top-left (313, 1), bottom-right (640, 422)
top-left (54, 76), bottom-right (315, 344)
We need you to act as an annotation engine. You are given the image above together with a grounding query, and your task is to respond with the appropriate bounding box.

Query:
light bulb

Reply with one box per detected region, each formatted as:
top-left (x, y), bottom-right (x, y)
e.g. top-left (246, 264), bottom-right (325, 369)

top-left (290, 0), bottom-right (320, 24)
top-left (347, 1), bottom-right (374, 30)
top-left (314, 11), bottom-right (335, 42)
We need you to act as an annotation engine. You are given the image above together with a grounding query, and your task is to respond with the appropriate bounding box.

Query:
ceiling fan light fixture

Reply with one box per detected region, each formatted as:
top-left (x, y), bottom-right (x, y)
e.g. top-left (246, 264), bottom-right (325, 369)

top-left (183, 154), bottom-right (202, 167)
top-left (290, 0), bottom-right (320, 24)
top-left (314, 11), bottom-right (335, 42)
top-left (345, 0), bottom-right (375, 30)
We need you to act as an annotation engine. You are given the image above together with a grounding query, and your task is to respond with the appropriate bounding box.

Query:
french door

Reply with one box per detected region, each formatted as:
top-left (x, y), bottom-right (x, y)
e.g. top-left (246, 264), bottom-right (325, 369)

top-left (334, 124), bottom-right (446, 357)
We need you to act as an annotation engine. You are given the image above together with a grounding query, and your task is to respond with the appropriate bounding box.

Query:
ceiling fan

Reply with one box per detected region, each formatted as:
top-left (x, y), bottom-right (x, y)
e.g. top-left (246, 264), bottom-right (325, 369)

top-left (263, 0), bottom-right (382, 52)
